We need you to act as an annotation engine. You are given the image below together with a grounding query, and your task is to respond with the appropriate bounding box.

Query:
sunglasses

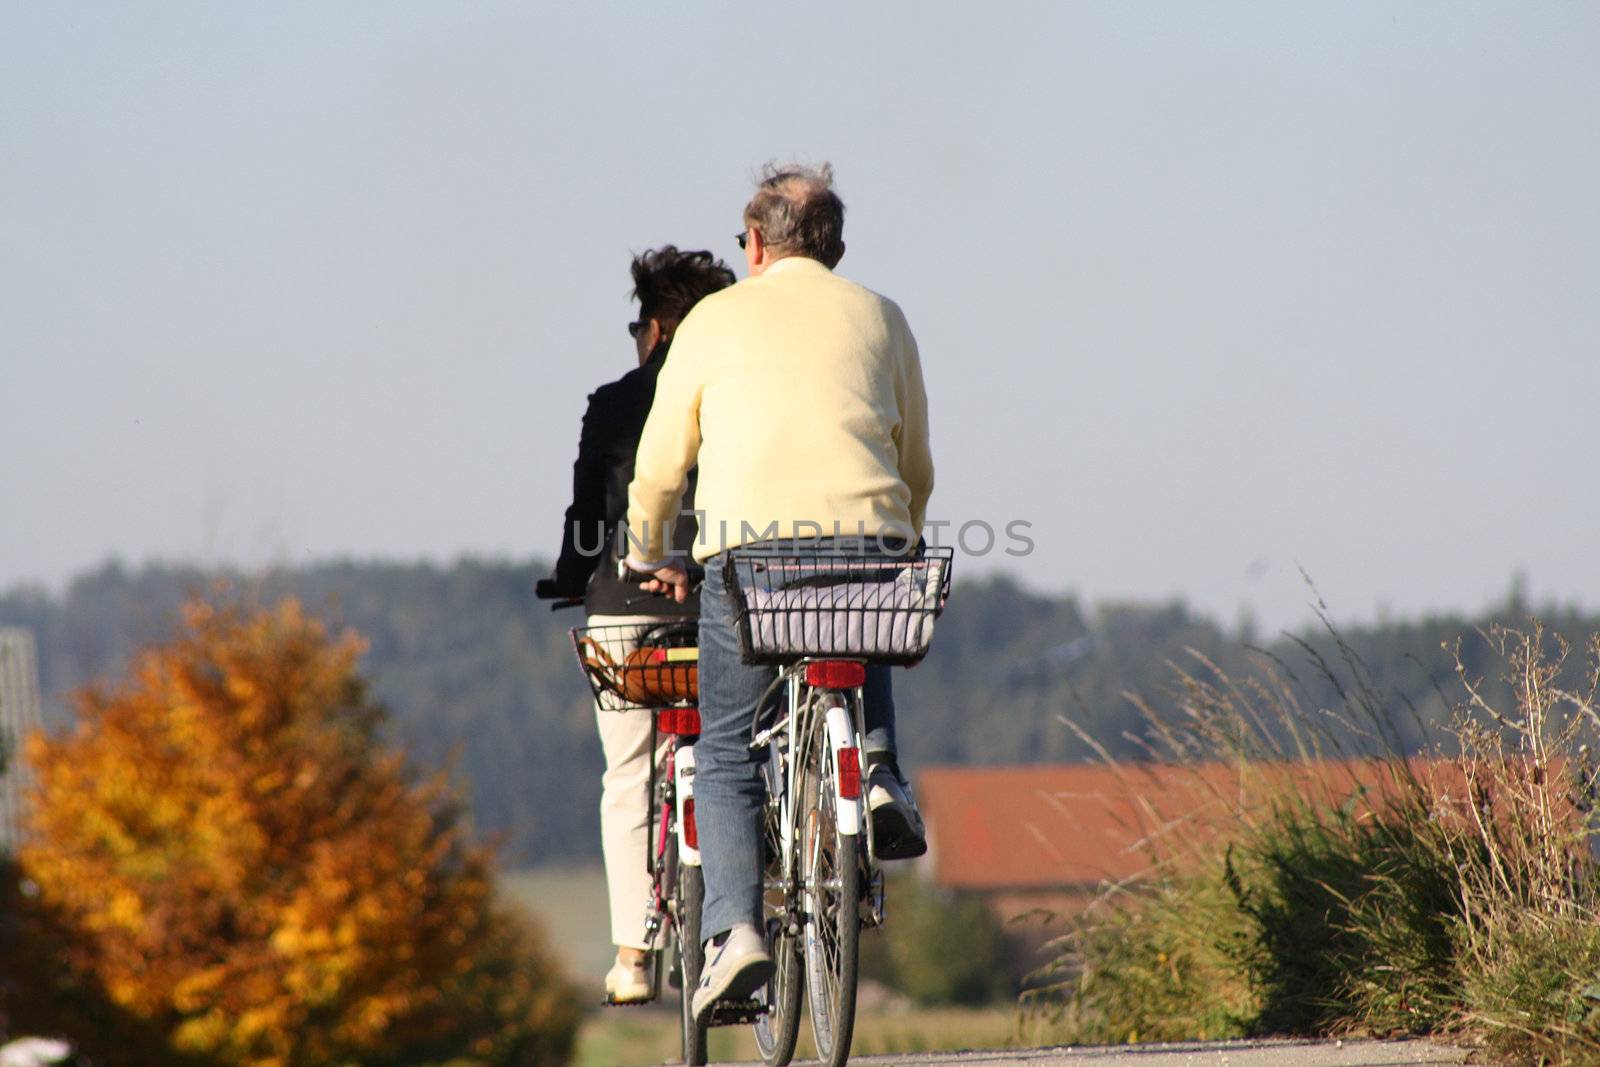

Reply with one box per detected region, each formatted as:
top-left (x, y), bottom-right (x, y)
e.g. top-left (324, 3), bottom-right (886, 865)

top-left (627, 320), bottom-right (644, 339)
top-left (735, 229), bottom-right (750, 250)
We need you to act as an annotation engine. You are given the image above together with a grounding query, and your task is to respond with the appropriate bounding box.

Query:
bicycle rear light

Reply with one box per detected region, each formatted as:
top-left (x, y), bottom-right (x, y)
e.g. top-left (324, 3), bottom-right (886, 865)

top-left (836, 746), bottom-right (862, 800)
top-left (657, 707), bottom-right (701, 735)
top-left (682, 797), bottom-right (698, 849)
top-left (805, 660), bottom-right (866, 689)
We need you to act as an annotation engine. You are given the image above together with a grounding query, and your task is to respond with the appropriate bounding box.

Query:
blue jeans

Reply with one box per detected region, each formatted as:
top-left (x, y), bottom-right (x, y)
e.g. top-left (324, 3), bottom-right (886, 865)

top-left (695, 545), bottom-right (898, 941)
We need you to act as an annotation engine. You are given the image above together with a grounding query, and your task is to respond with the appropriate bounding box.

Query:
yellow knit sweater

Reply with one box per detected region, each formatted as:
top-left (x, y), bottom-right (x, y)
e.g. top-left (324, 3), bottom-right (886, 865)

top-left (626, 256), bottom-right (933, 563)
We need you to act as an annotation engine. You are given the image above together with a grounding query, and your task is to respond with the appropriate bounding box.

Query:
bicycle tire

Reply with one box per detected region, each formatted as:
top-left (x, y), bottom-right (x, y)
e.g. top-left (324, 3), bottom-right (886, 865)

top-left (801, 709), bottom-right (860, 1067)
top-left (678, 862), bottom-right (707, 1066)
top-left (753, 766), bottom-right (802, 1065)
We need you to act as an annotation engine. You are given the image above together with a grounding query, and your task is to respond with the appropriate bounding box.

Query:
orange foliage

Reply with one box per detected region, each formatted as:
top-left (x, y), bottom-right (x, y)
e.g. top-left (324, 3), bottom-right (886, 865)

top-left (19, 599), bottom-right (578, 1067)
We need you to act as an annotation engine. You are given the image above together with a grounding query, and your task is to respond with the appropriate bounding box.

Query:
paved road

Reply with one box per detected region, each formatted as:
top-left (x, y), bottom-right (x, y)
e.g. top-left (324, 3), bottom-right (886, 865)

top-left (695, 1038), bottom-right (1473, 1066)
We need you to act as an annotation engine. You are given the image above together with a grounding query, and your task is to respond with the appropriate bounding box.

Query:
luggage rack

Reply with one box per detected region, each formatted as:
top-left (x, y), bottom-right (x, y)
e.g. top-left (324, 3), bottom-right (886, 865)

top-left (723, 544), bottom-right (954, 665)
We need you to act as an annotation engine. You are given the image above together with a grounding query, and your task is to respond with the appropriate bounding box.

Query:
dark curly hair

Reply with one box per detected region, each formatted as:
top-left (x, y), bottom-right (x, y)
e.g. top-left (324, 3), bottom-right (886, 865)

top-left (630, 245), bottom-right (737, 324)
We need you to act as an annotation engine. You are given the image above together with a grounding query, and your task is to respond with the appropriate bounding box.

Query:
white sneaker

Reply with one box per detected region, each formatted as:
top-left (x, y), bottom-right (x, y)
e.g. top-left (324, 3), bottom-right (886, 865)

top-left (868, 765), bottom-right (927, 860)
top-left (604, 955), bottom-right (652, 1004)
top-left (691, 923), bottom-right (773, 1024)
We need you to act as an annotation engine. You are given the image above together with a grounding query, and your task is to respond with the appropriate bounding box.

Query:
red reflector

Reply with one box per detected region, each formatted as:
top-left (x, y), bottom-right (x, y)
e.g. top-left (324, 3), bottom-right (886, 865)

top-left (806, 660), bottom-right (866, 689)
top-left (683, 797), bottom-right (698, 849)
top-left (657, 707), bottom-right (701, 735)
top-left (837, 747), bottom-right (862, 800)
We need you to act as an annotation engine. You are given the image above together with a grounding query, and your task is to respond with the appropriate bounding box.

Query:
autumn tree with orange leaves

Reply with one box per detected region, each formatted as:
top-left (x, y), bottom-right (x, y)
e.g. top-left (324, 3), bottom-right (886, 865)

top-left (12, 599), bottom-right (579, 1067)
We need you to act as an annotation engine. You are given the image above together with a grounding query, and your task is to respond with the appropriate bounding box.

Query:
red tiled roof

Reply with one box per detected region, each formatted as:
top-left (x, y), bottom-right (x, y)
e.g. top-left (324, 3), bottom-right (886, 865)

top-left (915, 759), bottom-right (1465, 892)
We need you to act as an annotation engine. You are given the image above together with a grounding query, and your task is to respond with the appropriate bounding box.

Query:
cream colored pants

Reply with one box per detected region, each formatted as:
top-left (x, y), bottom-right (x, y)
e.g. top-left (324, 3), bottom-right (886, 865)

top-left (590, 614), bottom-right (675, 950)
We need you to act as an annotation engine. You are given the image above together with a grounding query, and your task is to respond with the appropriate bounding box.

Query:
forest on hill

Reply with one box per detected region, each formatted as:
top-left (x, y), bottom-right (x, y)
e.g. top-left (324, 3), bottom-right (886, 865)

top-left (2, 558), bottom-right (1589, 865)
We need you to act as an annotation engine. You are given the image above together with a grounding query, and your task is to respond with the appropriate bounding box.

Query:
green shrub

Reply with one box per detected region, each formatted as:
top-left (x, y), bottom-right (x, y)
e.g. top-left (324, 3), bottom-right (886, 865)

top-left (1045, 867), bottom-right (1255, 1044)
top-left (1030, 623), bottom-right (1600, 1065)
top-left (862, 876), bottom-right (1020, 1006)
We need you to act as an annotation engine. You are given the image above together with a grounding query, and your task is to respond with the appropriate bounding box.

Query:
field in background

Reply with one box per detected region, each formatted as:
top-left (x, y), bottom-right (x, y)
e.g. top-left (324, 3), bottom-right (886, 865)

top-left (499, 865), bottom-right (615, 987)
top-left (499, 865), bottom-right (1028, 1066)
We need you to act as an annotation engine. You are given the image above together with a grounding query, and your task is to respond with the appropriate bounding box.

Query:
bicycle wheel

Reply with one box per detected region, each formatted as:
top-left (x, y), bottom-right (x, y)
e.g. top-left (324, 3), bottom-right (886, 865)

top-left (801, 715), bottom-right (860, 1067)
top-left (753, 769), bottom-right (802, 1065)
top-left (677, 862), bottom-right (707, 1066)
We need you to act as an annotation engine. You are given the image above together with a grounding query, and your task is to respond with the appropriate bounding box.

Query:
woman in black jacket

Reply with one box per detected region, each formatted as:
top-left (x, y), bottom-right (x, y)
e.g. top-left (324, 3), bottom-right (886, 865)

top-left (537, 246), bottom-right (735, 1002)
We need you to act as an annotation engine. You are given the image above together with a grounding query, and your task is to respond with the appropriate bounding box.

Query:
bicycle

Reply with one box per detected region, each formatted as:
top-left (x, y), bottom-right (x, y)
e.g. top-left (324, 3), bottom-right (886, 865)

top-left (568, 616), bottom-right (709, 1064)
top-left (714, 542), bottom-right (955, 1067)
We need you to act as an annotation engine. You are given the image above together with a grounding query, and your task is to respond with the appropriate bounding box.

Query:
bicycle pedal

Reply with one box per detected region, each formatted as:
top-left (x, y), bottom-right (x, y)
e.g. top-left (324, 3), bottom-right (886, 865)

top-left (600, 994), bottom-right (657, 1008)
top-left (707, 998), bottom-right (764, 1026)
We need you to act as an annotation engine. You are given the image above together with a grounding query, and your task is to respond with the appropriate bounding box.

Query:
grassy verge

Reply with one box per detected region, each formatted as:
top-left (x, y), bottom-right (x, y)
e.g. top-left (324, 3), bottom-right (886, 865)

top-left (1028, 623), bottom-right (1600, 1065)
top-left (572, 1003), bottom-right (1028, 1067)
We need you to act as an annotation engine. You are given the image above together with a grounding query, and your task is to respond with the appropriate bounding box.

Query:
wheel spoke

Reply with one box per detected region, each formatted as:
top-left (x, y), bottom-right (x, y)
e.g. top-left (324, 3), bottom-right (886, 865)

top-left (800, 708), bottom-right (860, 1066)
top-left (753, 754), bottom-right (802, 1065)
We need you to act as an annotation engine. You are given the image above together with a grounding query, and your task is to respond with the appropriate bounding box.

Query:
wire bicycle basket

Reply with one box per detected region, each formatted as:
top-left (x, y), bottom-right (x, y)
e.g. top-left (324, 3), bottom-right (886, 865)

top-left (571, 621), bottom-right (699, 711)
top-left (723, 544), bottom-right (954, 665)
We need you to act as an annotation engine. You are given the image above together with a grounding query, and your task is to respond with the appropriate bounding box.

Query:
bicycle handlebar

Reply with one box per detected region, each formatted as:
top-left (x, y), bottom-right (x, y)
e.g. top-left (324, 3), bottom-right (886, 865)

top-left (617, 559), bottom-right (707, 584)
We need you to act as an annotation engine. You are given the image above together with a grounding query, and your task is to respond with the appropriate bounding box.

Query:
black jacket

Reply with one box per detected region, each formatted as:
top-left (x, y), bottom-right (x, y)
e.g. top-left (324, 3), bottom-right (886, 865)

top-left (542, 346), bottom-right (699, 616)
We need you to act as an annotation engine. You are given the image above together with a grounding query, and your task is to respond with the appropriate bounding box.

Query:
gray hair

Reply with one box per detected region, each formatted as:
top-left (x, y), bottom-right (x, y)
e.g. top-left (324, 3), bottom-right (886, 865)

top-left (743, 162), bottom-right (846, 268)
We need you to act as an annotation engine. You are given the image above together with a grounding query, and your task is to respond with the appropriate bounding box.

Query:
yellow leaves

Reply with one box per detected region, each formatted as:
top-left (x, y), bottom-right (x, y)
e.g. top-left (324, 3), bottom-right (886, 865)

top-left (104, 978), bottom-right (137, 1007)
top-left (172, 967), bottom-right (226, 1013)
top-left (173, 1010), bottom-right (231, 1053)
top-left (270, 921), bottom-right (334, 957)
top-left (356, 1000), bottom-right (392, 1034)
top-left (106, 889), bottom-right (143, 931)
top-left (14, 596), bottom-right (579, 1066)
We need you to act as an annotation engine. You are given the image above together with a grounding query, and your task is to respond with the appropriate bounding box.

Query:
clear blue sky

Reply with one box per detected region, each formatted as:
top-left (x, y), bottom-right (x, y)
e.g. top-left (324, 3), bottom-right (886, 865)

top-left (3, 2), bottom-right (1597, 632)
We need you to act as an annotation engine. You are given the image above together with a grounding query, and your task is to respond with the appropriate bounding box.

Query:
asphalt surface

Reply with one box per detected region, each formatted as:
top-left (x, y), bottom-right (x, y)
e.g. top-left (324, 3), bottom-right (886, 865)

top-left (695, 1038), bottom-right (1473, 1066)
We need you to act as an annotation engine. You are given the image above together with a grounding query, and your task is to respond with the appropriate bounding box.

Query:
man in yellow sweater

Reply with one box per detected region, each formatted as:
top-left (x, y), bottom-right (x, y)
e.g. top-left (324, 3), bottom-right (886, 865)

top-left (624, 163), bottom-right (933, 1023)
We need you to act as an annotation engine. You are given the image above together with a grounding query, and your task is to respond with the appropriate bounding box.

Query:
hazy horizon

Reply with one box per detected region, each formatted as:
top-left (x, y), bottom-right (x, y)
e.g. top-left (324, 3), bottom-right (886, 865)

top-left (0, 548), bottom-right (1553, 639)
top-left (5, 3), bottom-right (1597, 633)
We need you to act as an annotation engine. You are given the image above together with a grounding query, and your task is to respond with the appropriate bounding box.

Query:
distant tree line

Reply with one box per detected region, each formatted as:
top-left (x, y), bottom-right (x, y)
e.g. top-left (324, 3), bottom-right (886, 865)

top-left (1, 558), bottom-right (1589, 866)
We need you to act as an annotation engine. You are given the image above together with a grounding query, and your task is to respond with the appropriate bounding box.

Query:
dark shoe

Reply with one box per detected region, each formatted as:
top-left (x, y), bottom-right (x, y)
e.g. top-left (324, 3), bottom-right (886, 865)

top-left (868, 765), bottom-right (928, 860)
